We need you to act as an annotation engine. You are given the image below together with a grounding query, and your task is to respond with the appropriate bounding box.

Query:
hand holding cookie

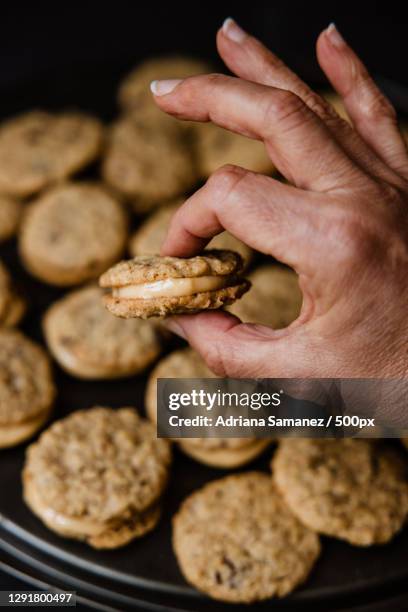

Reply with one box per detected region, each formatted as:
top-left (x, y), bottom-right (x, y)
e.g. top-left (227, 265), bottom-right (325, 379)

top-left (151, 19), bottom-right (408, 379)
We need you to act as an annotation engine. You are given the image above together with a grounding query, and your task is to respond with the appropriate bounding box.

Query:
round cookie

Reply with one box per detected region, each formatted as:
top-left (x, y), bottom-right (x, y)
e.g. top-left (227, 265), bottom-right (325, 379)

top-left (0, 329), bottom-right (55, 448)
top-left (272, 438), bottom-right (408, 546)
top-left (196, 122), bottom-right (275, 178)
top-left (0, 196), bottom-right (22, 242)
top-left (118, 55), bottom-right (211, 113)
top-left (23, 407), bottom-right (172, 548)
top-left (173, 472), bottom-right (320, 603)
top-left (0, 111), bottom-right (103, 198)
top-left (228, 265), bottom-right (302, 328)
top-left (145, 348), bottom-right (270, 468)
top-left (102, 112), bottom-right (197, 209)
top-left (0, 260), bottom-right (26, 327)
top-left (43, 285), bottom-right (163, 379)
top-left (19, 182), bottom-right (127, 286)
top-left (129, 200), bottom-right (253, 269)
top-left (100, 250), bottom-right (250, 319)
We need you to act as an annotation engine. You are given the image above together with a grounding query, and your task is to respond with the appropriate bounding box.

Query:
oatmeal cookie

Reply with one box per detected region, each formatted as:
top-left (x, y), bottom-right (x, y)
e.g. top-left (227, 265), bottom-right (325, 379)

top-left (23, 407), bottom-right (172, 548)
top-left (272, 438), bottom-right (408, 546)
top-left (100, 250), bottom-right (250, 318)
top-left (19, 182), bottom-right (127, 286)
top-left (0, 111), bottom-right (103, 197)
top-left (173, 472), bottom-right (320, 603)
top-left (43, 285), bottom-right (163, 378)
top-left (0, 329), bottom-right (55, 448)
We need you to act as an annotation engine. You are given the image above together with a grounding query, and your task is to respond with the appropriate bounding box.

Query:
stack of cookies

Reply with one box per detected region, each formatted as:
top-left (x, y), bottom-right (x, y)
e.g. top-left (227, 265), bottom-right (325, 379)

top-left (1, 54), bottom-right (407, 607)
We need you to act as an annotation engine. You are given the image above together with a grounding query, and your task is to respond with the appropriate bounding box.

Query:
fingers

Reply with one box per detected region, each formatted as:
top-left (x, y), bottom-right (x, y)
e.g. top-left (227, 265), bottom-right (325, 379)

top-left (164, 311), bottom-right (306, 378)
top-left (217, 18), bottom-right (405, 187)
top-left (161, 165), bottom-right (323, 271)
top-left (317, 24), bottom-right (408, 178)
top-left (152, 71), bottom-right (361, 191)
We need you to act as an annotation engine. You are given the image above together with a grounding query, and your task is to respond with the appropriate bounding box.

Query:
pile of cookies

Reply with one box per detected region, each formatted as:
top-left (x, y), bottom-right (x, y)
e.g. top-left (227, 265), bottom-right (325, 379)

top-left (1, 55), bottom-right (407, 605)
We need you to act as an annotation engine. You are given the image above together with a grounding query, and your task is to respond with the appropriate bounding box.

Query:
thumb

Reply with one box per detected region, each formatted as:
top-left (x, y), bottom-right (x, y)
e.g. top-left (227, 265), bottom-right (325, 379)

top-left (164, 311), bottom-right (308, 378)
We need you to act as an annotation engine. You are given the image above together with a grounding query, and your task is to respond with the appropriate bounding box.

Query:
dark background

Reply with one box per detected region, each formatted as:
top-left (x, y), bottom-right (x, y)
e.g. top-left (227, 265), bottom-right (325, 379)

top-left (1, 2), bottom-right (407, 118)
top-left (1, 1), bottom-right (407, 608)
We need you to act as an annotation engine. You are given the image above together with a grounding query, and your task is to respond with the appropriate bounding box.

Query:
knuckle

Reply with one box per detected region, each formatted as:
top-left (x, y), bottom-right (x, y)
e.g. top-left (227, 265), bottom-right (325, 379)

top-left (358, 82), bottom-right (397, 123)
top-left (261, 89), bottom-right (305, 130)
top-left (207, 164), bottom-right (250, 198)
top-left (304, 91), bottom-right (335, 121)
top-left (194, 72), bottom-right (226, 90)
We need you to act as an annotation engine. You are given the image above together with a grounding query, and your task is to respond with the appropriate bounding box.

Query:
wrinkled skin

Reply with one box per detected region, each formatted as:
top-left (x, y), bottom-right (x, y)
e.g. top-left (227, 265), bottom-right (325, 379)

top-left (153, 20), bottom-right (408, 379)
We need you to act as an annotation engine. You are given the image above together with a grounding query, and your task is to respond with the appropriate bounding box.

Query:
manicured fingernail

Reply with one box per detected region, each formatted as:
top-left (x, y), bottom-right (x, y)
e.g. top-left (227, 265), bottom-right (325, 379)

top-left (326, 23), bottom-right (346, 48)
top-left (150, 79), bottom-right (183, 96)
top-left (164, 318), bottom-right (187, 340)
top-left (222, 17), bottom-right (247, 43)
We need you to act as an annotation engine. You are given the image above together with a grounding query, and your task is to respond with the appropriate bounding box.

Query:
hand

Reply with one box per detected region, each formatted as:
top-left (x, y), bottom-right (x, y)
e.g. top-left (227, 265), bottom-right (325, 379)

top-left (152, 19), bottom-right (408, 379)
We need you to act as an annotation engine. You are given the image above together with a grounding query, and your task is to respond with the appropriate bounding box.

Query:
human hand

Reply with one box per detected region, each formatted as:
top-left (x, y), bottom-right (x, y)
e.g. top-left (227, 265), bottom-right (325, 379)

top-left (151, 19), bottom-right (408, 378)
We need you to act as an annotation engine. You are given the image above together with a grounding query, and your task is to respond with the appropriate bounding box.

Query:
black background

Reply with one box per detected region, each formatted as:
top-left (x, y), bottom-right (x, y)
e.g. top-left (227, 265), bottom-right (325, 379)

top-left (1, 1), bottom-right (407, 608)
top-left (1, 1), bottom-right (407, 116)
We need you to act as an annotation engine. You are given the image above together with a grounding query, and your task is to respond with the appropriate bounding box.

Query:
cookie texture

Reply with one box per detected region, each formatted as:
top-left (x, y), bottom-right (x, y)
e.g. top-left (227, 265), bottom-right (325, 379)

top-left (0, 329), bottom-right (55, 447)
top-left (23, 407), bottom-right (172, 548)
top-left (100, 250), bottom-right (250, 319)
top-left (173, 472), bottom-right (320, 603)
top-left (102, 112), bottom-right (197, 204)
top-left (196, 122), bottom-right (274, 177)
top-left (145, 348), bottom-right (270, 467)
top-left (118, 55), bottom-right (211, 113)
top-left (0, 196), bottom-right (22, 242)
top-left (19, 182), bottom-right (127, 286)
top-left (128, 201), bottom-right (253, 268)
top-left (272, 439), bottom-right (408, 546)
top-left (101, 250), bottom-right (244, 286)
top-left (0, 111), bottom-right (103, 197)
top-left (43, 285), bottom-right (163, 379)
top-left (0, 260), bottom-right (26, 327)
top-left (228, 265), bottom-right (302, 328)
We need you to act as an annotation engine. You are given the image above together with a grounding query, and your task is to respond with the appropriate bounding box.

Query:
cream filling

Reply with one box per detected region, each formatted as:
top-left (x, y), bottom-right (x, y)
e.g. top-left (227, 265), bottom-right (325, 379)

top-left (25, 481), bottom-right (107, 537)
top-left (112, 275), bottom-right (231, 300)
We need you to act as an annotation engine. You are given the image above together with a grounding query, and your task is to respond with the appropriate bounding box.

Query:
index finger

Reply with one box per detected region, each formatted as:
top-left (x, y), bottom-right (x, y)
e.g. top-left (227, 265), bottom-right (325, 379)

top-left (161, 165), bottom-right (327, 274)
top-left (152, 73), bottom-right (363, 191)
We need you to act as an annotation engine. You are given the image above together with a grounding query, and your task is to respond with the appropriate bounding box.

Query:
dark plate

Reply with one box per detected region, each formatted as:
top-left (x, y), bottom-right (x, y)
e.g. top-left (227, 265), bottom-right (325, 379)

top-left (1, 68), bottom-right (408, 611)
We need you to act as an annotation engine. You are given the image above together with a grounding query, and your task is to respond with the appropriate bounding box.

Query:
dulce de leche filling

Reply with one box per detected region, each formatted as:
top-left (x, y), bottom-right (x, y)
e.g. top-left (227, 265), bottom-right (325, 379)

top-left (112, 275), bottom-right (232, 300)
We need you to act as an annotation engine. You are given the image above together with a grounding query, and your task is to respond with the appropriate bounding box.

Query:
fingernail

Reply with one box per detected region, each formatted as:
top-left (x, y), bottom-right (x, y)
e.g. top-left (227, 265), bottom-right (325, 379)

top-left (326, 22), bottom-right (346, 48)
top-left (222, 17), bottom-right (247, 43)
top-left (150, 79), bottom-right (183, 96)
top-left (163, 318), bottom-right (187, 340)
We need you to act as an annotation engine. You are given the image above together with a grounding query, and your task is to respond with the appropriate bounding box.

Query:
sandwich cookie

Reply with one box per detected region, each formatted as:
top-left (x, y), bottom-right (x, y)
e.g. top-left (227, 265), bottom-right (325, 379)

top-left (43, 285), bottom-right (163, 379)
top-left (19, 182), bottom-right (127, 286)
top-left (0, 329), bottom-right (55, 448)
top-left (100, 250), bottom-right (250, 319)
top-left (128, 200), bottom-right (253, 269)
top-left (23, 407), bottom-right (172, 548)
top-left (0, 111), bottom-right (103, 198)
top-left (145, 348), bottom-right (271, 468)
top-left (173, 472), bottom-right (321, 603)
top-left (0, 260), bottom-right (26, 327)
top-left (228, 265), bottom-right (302, 328)
top-left (272, 438), bottom-right (408, 546)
